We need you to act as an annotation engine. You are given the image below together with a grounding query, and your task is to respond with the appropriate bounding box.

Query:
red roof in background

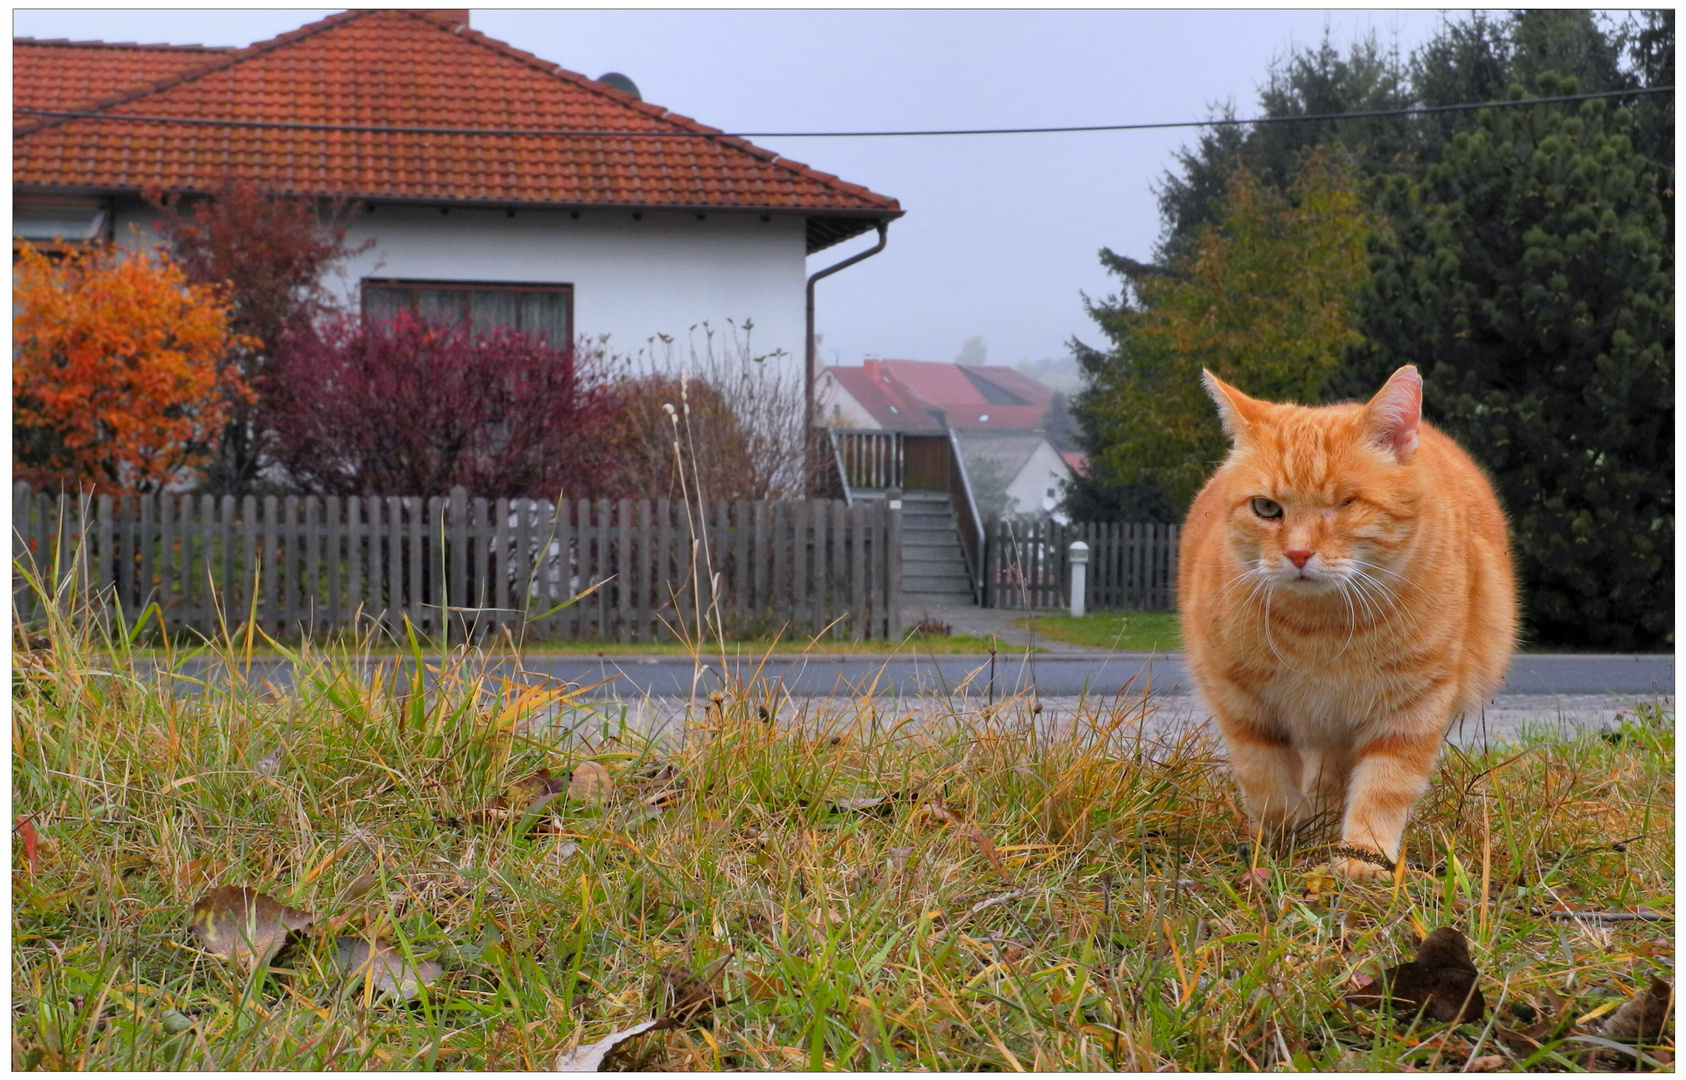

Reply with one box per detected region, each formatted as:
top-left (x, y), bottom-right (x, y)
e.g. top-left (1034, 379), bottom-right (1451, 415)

top-left (826, 359), bottom-right (1056, 431)
top-left (13, 10), bottom-right (901, 252)
top-left (15, 39), bottom-right (235, 112)
top-left (826, 365), bottom-right (945, 430)
top-left (1061, 451), bottom-right (1088, 476)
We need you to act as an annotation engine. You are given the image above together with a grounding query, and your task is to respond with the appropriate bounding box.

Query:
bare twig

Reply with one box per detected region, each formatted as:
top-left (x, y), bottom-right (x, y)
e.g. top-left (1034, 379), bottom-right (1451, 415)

top-left (967, 889), bottom-right (1028, 916)
top-left (1533, 909), bottom-right (1672, 923)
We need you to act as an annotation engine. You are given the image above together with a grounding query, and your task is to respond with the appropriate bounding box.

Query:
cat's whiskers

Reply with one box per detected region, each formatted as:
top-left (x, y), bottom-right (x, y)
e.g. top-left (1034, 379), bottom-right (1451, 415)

top-left (1331, 578), bottom-right (1359, 659)
top-left (1342, 570), bottom-right (1388, 637)
top-left (1237, 564), bottom-right (1274, 613)
top-left (1258, 580), bottom-right (1313, 673)
top-left (1350, 565), bottom-right (1410, 630)
top-left (1350, 555), bottom-right (1411, 585)
top-left (1215, 563), bottom-right (1265, 605)
top-left (1348, 571), bottom-right (1409, 642)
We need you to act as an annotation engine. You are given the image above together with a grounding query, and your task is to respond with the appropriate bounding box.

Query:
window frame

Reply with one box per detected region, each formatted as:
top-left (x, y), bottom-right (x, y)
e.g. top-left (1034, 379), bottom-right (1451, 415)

top-left (359, 277), bottom-right (574, 344)
top-left (13, 194), bottom-right (113, 255)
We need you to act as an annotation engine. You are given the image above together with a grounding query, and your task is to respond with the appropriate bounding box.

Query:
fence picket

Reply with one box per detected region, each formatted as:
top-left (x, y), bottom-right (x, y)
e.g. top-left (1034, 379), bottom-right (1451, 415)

top-left (791, 499), bottom-right (807, 635)
top-left (613, 498), bottom-right (629, 643)
top-left (361, 496), bottom-right (379, 633)
top-left (383, 496), bottom-right (400, 637)
top-left (545, 498), bottom-right (564, 640)
top-left (750, 502), bottom-right (767, 618)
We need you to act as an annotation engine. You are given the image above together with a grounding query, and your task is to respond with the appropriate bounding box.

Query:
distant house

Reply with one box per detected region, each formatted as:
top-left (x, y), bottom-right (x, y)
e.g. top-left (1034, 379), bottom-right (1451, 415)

top-left (955, 431), bottom-right (1077, 520)
top-left (13, 9), bottom-right (902, 376)
top-left (816, 358), bottom-right (1055, 431)
top-left (818, 358), bottom-right (1075, 518)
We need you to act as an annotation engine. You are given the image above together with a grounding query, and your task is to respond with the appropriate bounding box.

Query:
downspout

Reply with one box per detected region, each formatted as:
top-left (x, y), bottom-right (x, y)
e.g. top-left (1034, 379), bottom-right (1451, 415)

top-left (806, 221), bottom-right (890, 429)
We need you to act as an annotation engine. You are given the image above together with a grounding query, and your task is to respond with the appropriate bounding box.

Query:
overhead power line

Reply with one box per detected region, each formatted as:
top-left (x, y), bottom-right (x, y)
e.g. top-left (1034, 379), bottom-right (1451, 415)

top-left (13, 86), bottom-right (1672, 141)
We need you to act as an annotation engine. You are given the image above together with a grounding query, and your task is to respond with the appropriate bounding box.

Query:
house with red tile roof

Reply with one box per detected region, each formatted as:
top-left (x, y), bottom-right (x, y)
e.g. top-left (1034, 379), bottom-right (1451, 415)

top-left (14, 9), bottom-right (901, 372)
top-left (816, 359), bottom-right (1056, 432)
top-left (816, 358), bottom-right (1076, 518)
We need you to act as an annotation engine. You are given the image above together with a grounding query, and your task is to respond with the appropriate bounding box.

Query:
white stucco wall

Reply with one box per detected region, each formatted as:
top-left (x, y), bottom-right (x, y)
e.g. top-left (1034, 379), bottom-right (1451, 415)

top-left (114, 200), bottom-right (810, 378)
top-left (1006, 440), bottom-right (1074, 516)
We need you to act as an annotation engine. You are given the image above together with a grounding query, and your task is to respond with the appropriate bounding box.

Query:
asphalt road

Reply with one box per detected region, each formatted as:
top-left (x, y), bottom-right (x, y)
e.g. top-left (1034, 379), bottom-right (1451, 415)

top-left (532, 651), bottom-right (1674, 700)
top-left (150, 651), bottom-right (1673, 700)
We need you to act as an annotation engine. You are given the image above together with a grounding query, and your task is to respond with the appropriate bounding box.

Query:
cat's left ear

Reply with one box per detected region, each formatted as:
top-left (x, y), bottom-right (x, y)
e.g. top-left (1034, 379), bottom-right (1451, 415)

top-left (1362, 365), bottom-right (1422, 463)
top-left (1202, 369), bottom-right (1269, 443)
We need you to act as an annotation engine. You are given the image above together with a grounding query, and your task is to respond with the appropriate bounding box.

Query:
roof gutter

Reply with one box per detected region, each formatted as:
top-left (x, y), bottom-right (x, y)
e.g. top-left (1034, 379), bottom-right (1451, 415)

top-left (806, 220), bottom-right (889, 428)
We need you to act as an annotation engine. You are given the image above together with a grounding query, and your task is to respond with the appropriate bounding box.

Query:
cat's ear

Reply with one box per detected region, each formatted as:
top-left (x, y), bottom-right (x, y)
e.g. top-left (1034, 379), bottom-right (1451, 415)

top-left (1202, 369), bottom-right (1268, 442)
top-left (1362, 365), bottom-right (1422, 463)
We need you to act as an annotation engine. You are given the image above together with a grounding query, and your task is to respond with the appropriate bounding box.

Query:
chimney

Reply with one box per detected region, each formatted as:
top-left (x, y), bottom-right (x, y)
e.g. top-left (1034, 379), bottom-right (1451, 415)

top-left (862, 359), bottom-right (882, 378)
top-left (418, 9), bottom-right (469, 27)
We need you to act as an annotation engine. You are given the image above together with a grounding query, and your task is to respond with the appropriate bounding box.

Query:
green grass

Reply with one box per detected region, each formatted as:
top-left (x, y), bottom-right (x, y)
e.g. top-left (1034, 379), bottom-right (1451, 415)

top-left (12, 579), bottom-right (1676, 1069)
top-left (1018, 611), bottom-right (1184, 652)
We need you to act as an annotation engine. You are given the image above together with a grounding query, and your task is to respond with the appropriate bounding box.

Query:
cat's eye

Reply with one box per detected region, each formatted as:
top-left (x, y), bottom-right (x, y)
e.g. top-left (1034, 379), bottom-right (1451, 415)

top-left (1341, 496), bottom-right (1357, 507)
top-left (1251, 497), bottom-right (1283, 520)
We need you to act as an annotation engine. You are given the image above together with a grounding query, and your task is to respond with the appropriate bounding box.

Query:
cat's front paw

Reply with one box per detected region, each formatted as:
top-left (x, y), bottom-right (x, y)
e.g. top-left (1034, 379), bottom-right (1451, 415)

top-left (1330, 848), bottom-right (1394, 882)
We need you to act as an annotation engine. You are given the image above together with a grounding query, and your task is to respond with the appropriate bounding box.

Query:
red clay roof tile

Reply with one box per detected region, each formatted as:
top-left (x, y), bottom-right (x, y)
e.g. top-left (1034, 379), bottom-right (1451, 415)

top-left (14, 38), bottom-right (236, 112)
top-left (14, 10), bottom-right (899, 250)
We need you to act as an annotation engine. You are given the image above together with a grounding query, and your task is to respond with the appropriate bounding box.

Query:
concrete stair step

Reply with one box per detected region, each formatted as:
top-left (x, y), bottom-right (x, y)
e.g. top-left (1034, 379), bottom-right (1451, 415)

top-left (906, 576), bottom-right (974, 591)
top-left (905, 554), bottom-right (968, 567)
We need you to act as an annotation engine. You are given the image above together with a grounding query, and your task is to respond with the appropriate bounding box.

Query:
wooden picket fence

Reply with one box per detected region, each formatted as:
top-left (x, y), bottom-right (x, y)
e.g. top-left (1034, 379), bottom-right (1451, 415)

top-left (983, 518), bottom-right (1179, 612)
top-left (11, 484), bottom-right (897, 642)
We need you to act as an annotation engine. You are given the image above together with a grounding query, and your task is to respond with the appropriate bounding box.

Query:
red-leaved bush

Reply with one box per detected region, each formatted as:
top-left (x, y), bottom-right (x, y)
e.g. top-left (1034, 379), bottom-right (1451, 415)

top-left (151, 180), bottom-right (371, 494)
top-left (263, 311), bottom-right (620, 497)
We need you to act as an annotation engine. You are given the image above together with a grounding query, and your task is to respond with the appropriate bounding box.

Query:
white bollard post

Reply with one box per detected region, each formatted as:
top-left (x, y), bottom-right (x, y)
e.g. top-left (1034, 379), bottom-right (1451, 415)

top-left (1068, 540), bottom-right (1089, 619)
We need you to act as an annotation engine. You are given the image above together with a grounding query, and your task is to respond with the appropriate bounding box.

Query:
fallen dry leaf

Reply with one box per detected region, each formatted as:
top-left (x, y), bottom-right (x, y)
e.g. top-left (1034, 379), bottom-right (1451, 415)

top-left (339, 871), bottom-right (379, 904)
top-left (829, 794), bottom-right (896, 815)
top-left (15, 817), bottom-right (38, 872)
top-left (1344, 927), bottom-right (1485, 1024)
top-left (1464, 1054), bottom-right (1507, 1072)
top-left (465, 770), bottom-right (570, 828)
top-left (1238, 866), bottom-right (1271, 890)
top-left (568, 762), bottom-right (614, 805)
top-left (915, 801), bottom-right (964, 828)
top-left (961, 825), bottom-right (1004, 872)
top-left (175, 857), bottom-right (220, 893)
top-left (554, 1018), bottom-right (667, 1071)
top-left (627, 761), bottom-right (683, 810)
top-left (1301, 865), bottom-right (1339, 898)
top-left (1586, 975), bottom-right (1674, 1067)
top-left (334, 936), bottom-right (443, 1002)
top-left (657, 964), bottom-right (727, 1027)
top-left (741, 972), bottom-right (790, 1002)
top-left (189, 886), bottom-right (315, 969)
top-left (512, 769), bottom-right (568, 798)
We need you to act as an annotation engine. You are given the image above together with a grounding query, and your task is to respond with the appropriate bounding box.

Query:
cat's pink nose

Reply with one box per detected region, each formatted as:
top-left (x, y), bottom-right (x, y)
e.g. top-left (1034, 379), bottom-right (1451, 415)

top-left (1285, 549), bottom-right (1313, 569)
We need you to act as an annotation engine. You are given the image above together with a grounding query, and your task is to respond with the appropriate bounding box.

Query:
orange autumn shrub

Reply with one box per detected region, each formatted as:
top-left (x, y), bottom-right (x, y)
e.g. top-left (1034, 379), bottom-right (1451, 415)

top-left (13, 242), bottom-right (253, 493)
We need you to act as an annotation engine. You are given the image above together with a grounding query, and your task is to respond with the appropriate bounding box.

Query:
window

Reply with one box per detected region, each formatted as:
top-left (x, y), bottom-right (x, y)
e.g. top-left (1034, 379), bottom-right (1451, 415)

top-left (361, 279), bottom-right (572, 344)
top-left (14, 195), bottom-right (109, 251)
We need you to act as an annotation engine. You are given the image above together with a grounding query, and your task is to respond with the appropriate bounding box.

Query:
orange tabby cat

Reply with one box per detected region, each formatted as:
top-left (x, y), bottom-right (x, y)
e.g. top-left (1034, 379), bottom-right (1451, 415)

top-left (1179, 365), bottom-right (1516, 881)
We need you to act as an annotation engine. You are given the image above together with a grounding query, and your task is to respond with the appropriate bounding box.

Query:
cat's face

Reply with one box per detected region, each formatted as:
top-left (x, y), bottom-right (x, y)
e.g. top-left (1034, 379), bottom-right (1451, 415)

top-left (1203, 368), bottom-right (1424, 597)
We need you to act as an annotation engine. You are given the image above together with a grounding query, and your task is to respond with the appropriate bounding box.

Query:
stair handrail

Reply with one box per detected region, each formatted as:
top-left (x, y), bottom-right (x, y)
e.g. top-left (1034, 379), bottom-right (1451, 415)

top-left (826, 427), bottom-right (854, 506)
top-left (946, 428), bottom-right (987, 602)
